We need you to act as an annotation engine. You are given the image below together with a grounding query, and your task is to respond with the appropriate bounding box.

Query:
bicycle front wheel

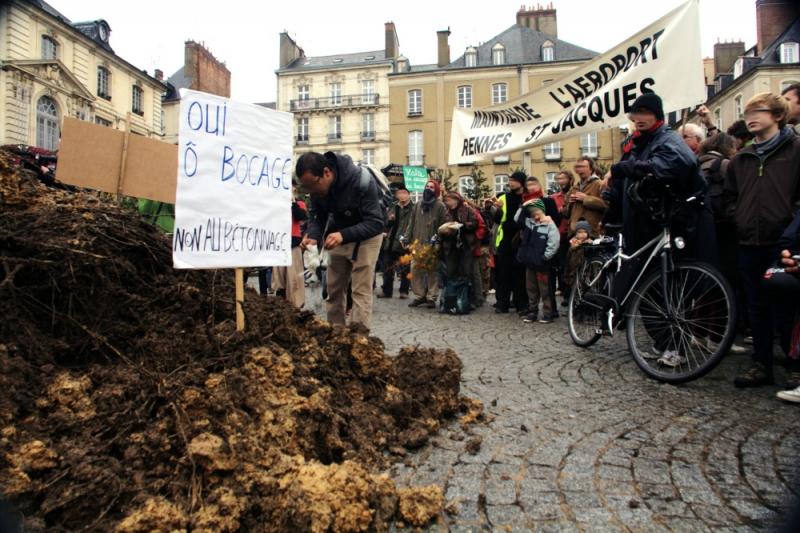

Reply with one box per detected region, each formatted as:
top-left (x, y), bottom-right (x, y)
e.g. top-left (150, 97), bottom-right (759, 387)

top-left (626, 262), bottom-right (736, 383)
top-left (567, 258), bottom-right (607, 348)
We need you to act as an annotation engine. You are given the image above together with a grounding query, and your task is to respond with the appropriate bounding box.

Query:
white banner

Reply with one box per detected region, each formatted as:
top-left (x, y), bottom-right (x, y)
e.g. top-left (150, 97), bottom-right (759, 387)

top-left (449, 0), bottom-right (705, 165)
top-left (172, 90), bottom-right (293, 269)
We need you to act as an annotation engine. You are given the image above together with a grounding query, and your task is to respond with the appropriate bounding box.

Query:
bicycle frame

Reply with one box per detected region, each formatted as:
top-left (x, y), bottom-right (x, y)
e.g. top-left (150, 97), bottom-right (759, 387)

top-left (586, 227), bottom-right (672, 311)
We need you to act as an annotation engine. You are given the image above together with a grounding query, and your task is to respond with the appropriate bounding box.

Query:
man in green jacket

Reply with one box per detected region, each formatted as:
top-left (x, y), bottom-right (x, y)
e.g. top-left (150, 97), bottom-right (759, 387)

top-left (404, 180), bottom-right (447, 308)
top-left (379, 183), bottom-right (414, 299)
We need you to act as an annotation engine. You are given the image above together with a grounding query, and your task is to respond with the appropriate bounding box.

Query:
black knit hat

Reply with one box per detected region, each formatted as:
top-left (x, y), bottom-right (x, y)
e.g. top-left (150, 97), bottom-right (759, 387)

top-left (509, 171), bottom-right (527, 185)
top-left (631, 93), bottom-right (664, 121)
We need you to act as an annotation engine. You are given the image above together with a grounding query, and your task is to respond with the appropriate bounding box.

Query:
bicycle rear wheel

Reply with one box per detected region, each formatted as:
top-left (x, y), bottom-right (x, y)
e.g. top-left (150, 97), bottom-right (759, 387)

top-left (626, 262), bottom-right (736, 383)
top-left (567, 258), bottom-right (607, 347)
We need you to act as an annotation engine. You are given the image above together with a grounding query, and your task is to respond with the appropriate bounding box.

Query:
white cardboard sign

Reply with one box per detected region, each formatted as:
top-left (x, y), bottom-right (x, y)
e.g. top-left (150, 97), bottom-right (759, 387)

top-left (172, 90), bottom-right (293, 269)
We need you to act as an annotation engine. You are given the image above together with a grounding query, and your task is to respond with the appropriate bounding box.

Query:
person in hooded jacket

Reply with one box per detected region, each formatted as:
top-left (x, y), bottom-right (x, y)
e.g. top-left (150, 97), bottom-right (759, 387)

top-left (723, 92), bottom-right (800, 388)
top-left (298, 151), bottom-right (384, 330)
top-left (404, 179), bottom-right (447, 308)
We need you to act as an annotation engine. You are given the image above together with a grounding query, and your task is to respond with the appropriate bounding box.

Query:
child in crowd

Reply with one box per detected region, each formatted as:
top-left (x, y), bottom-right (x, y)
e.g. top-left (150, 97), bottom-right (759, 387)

top-left (515, 198), bottom-right (560, 324)
top-left (564, 220), bottom-right (592, 303)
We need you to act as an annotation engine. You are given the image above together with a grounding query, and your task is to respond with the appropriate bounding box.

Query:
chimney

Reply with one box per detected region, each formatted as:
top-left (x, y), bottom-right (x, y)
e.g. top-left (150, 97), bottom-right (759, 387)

top-left (756, 0), bottom-right (800, 54)
top-left (713, 40), bottom-right (745, 76)
top-left (279, 32), bottom-right (304, 69)
top-left (385, 21), bottom-right (399, 59)
top-left (516, 3), bottom-right (557, 37)
top-left (154, 69), bottom-right (163, 81)
top-left (437, 28), bottom-right (451, 67)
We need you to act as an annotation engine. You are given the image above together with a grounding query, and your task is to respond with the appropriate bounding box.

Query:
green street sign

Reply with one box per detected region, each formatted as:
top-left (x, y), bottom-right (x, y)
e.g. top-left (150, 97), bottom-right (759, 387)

top-left (402, 166), bottom-right (428, 192)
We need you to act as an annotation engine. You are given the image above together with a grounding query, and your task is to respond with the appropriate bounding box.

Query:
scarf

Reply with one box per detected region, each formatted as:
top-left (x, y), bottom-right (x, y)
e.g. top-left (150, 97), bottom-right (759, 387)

top-left (421, 180), bottom-right (441, 212)
top-left (622, 120), bottom-right (664, 155)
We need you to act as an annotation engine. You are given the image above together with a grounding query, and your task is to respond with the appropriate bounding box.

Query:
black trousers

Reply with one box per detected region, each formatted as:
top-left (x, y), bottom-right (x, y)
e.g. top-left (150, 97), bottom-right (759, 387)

top-left (495, 249), bottom-right (528, 311)
top-left (381, 251), bottom-right (410, 296)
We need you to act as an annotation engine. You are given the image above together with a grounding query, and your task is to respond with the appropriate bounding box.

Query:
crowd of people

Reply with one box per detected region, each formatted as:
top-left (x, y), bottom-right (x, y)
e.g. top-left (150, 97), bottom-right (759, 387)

top-left (270, 87), bottom-right (800, 404)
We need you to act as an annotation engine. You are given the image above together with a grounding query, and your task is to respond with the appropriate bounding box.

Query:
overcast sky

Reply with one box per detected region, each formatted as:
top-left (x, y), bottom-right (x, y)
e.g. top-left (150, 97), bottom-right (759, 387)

top-left (52, 0), bottom-right (757, 103)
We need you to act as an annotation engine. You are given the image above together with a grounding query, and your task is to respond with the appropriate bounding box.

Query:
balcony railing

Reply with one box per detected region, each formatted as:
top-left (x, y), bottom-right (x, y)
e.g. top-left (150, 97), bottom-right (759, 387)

top-left (327, 133), bottom-right (342, 143)
top-left (290, 94), bottom-right (380, 112)
top-left (406, 154), bottom-right (425, 166)
top-left (296, 135), bottom-right (309, 144)
top-left (543, 148), bottom-right (562, 161)
top-left (407, 109), bottom-right (422, 117)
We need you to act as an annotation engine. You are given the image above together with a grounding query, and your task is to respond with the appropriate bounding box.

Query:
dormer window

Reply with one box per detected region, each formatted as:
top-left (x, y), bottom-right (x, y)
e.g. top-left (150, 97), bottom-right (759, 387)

top-left (733, 57), bottom-right (743, 79)
top-left (97, 21), bottom-right (110, 43)
top-left (396, 55), bottom-right (409, 73)
top-left (41, 35), bottom-right (58, 60)
top-left (780, 42), bottom-right (799, 64)
top-left (465, 47), bottom-right (477, 67)
top-left (542, 41), bottom-right (555, 62)
top-left (492, 43), bottom-right (505, 65)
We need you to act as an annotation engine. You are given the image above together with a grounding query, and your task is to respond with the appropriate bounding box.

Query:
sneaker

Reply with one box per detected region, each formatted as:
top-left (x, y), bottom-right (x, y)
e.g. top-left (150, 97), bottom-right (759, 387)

top-left (658, 350), bottom-right (685, 367)
top-left (643, 346), bottom-right (664, 360)
top-left (743, 335), bottom-right (753, 345)
top-left (408, 297), bottom-right (426, 308)
top-left (704, 338), bottom-right (747, 355)
top-left (488, 289), bottom-right (496, 295)
top-left (522, 313), bottom-right (538, 323)
top-left (733, 363), bottom-right (774, 388)
top-left (776, 386), bottom-right (800, 403)
top-left (538, 315), bottom-right (554, 324)
top-left (517, 308), bottom-right (530, 316)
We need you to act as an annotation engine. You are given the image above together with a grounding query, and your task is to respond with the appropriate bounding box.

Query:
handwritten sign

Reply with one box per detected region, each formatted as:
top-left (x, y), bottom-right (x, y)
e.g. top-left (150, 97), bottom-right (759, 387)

top-left (402, 166), bottom-right (428, 193)
top-left (172, 90), bottom-right (293, 269)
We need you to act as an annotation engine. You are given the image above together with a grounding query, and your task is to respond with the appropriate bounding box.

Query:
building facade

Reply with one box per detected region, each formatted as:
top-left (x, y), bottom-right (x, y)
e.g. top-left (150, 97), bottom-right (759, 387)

top-left (388, 6), bottom-right (621, 197)
top-left (0, 0), bottom-right (166, 151)
top-left (699, 1), bottom-right (800, 132)
top-left (162, 41), bottom-right (232, 144)
top-left (275, 23), bottom-right (400, 169)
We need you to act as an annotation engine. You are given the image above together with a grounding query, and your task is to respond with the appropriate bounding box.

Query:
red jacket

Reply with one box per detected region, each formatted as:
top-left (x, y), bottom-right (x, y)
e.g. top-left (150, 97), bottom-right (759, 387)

top-left (549, 191), bottom-right (569, 237)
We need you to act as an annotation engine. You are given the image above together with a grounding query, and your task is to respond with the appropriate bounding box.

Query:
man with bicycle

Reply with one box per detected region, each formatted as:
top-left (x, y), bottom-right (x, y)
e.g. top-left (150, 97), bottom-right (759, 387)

top-left (602, 92), bottom-right (715, 368)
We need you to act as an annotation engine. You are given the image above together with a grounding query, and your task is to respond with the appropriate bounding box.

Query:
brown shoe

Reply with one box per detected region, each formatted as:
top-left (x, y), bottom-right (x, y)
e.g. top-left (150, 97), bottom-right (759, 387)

top-left (377, 293), bottom-right (391, 299)
top-left (408, 297), bottom-right (426, 308)
top-left (425, 299), bottom-right (437, 308)
top-left (399, 293), bottom-right (409, 300)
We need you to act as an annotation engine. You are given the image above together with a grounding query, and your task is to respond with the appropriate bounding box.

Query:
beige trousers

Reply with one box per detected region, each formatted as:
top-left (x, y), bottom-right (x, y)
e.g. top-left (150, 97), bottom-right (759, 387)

top-left (326, 234), bottom-right (383, 329)
top-left (273, 246), bottom-right (305, 308)
top-left (410, 265), bottom-right (439, 301)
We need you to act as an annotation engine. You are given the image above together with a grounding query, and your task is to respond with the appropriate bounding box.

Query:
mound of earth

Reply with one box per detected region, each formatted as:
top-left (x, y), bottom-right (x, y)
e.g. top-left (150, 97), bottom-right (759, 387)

top-left (0, 150), bottom-right (477, 531)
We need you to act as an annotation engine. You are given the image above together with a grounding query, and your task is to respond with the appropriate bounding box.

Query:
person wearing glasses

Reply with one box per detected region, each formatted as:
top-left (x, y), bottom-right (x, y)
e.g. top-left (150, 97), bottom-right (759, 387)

top-left (297, 152), bottom-right (384, 331)
top-left (723, 92), bottom-right (800, 388)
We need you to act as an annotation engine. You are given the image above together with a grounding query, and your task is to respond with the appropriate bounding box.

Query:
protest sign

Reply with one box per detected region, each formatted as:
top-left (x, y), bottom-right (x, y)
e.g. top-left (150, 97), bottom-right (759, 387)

top-left (172, 90), bottom-right (294, 270)
top-left (402, 166), bottom-right (428, 192)
top-left (448, 0), bottom-right (705, 165)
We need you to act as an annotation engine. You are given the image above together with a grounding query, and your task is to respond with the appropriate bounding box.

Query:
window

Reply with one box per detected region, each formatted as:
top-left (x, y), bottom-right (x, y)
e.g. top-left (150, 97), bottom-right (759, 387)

top-left (97, 66), bottom-right (110, 99)
top-left (465, 47), bottom-right (477, 67)
top-left (457, 85), bottom-right (472, 108)
top-left (362, 79), bottom-right (376, 104)
top-left (36, 96), bottom-right (59, 151)
top-left (362, 113), bottom-right (374, 138)
top-left (494, 174), bottom-right (509, 195)
top-left (459, 176), bottom-right (475, 197)
top-left (492, 43), bottom-right (505, 66)
top-left (734, 95), bottom-right (743, 119)
top-left (328, 115), bottom-right (341, 141)
top-left (780, 42), bottom-right (799, 64)
top-left (132, 85), bottom-right (143, 115)
top-left (492, 83), bottom-right (508, 104)
top-left (545, 172), bottom-right (559, 194)
top-left (41, 35), bottom-right (58, 59)
top-left (362, 149), bottom-right (375, 166)
top-left (408, 130), bottom-right (424, 166)
top-left (298, 84), bottom-right (309, 100)
top-left (542, 41), bottom-right (555, 62)
top-left (95, 116), bottom-right (112, 127)
top-left (297, 117), bottom-right (309, 143)
top-left (733, 58), bottom-right (743, 79)
top-left (330, 82), bottom-right (342, 105)
top-left (714, 108), bottom-right (721, 131)
top-left (580, 132), bottom-right (598, 157)
top-left (544, 142), bottom-right (561, 161)
top-left (408, 89), bottom-right (422, 115)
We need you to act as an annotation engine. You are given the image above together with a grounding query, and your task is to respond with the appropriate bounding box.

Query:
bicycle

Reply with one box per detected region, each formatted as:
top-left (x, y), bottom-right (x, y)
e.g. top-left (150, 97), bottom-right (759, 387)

top-left (566, 196), bottom-right (737, 383)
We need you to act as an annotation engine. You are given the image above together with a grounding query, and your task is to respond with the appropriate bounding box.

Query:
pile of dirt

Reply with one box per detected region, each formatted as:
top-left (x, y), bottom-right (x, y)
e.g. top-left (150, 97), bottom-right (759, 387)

top-left (0, 150), bottom-right (478, 531)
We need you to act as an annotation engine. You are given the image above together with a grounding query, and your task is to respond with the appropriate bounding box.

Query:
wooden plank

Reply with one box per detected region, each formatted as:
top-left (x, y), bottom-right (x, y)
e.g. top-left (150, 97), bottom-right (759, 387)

top-left (235, 268), bottom-right (245, 332)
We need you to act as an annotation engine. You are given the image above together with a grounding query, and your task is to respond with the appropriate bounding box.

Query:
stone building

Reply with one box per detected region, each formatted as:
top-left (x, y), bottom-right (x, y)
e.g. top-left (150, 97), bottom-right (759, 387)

top-left (699, 0), bottom-right (800, 131)
top-left (275, 23), bottom-right (400, 168)
top-left (388, 5), bottom-right (623, 197)
top-left (0, 0), bottom-right (166, 150)
top-left (161, 40), bottom-right (231, 144)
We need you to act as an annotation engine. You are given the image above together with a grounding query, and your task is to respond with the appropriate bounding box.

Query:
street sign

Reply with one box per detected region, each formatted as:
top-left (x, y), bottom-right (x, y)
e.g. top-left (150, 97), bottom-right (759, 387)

top-left (402, 166), bottom-right (428, 193)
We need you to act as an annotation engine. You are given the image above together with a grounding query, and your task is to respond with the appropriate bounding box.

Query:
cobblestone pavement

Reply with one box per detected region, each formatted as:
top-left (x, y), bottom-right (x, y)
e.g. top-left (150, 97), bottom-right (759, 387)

top-left (303, 286), bottom-right (800, 531)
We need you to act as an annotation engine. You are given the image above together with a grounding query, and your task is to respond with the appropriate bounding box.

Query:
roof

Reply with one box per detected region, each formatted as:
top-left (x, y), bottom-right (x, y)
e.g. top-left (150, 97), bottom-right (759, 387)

top-left (277, 50), bottom-right (393, 73)
top-left (28, 0), bottom-right (70, 22)
top-left (402, 23), bottom-right (596, 73)
top-left (758, 17), bottom-right (800, 67)
top-left (72, 20), bottom-right (113, 53)
top-left (163, 66), bottom-right (191, 101)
